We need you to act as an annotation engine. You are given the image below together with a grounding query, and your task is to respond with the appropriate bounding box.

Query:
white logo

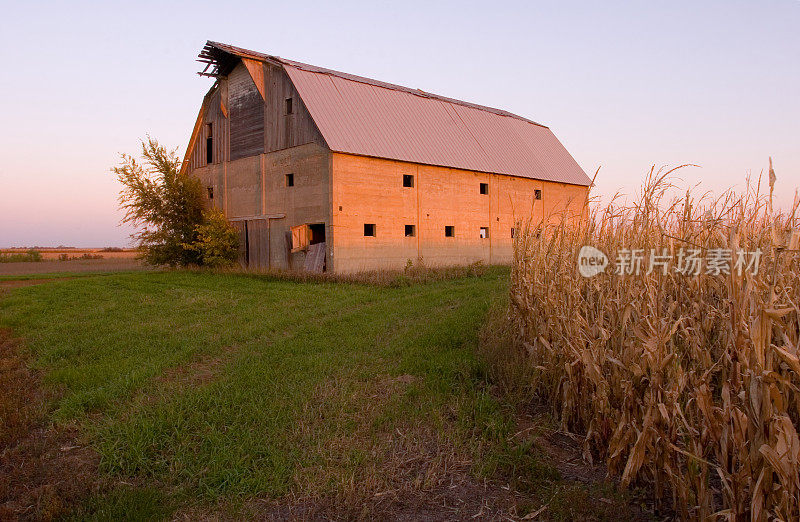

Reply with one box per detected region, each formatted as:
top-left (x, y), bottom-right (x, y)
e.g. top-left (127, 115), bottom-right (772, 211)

top-left (578, 245), bottom-right (608, 278)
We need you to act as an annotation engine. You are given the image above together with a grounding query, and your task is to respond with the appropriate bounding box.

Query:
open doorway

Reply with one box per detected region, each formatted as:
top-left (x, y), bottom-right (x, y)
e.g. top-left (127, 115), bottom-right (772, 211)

top-left (309, 223), bottom-right (326, 245)
top-left (296, 223), bottom-right (326, 273)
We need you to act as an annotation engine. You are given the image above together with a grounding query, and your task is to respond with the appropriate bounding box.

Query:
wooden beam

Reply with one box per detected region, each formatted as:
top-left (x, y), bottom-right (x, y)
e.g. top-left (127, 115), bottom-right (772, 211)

top-left (242, 58), bottom-right (266, 101)
top-left (219, 80), bottom-right (228, 118)
top-left (179, 84), bottom-right (216, 175)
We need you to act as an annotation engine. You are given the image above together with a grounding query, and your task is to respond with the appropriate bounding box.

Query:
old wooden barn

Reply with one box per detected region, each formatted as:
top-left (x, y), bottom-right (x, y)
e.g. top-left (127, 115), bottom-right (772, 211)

top-left (183, 41), bottom-right (591, 273)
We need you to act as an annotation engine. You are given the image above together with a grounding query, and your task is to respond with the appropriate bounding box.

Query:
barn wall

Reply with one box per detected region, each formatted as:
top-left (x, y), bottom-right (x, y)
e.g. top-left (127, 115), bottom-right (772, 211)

top-left (228, 63), bottom-right (265, 161)
top-left (329, 153), bottom-right (587, 273)
top-left (186, 86), bottom-right (228, 172)
top-left (262, 143), bottom-right (331, 270)
top-left (186, 60), bottom-right (325, 175)
top-left (262, 62), bottom-right (326, 152)
top-left (192, 143), bottom-right (330, 270)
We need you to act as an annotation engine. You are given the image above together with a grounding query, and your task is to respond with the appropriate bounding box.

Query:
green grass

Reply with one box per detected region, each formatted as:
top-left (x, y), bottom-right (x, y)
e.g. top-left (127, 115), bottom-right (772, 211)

top-left (0, 268), bottom-right (633, 519)
top-left (0, 269), bottom-right (513, 511)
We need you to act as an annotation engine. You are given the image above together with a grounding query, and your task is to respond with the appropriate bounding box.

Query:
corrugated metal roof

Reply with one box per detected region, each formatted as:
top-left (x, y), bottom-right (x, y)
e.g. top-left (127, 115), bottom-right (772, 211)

top-left (203, 41), bottom-right (591, 186)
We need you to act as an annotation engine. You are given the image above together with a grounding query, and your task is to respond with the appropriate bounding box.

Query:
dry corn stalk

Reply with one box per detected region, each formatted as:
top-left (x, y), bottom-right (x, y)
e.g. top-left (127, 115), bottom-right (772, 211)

top-left (507, 166), bottom-right (800, 519)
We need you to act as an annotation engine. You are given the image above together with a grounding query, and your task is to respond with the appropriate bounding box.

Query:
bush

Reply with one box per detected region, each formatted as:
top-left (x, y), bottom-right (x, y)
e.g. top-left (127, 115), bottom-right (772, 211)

top-left (0, 249), bottom-right (42, 263)
top-left (186, 210), bottom-right (239, 268)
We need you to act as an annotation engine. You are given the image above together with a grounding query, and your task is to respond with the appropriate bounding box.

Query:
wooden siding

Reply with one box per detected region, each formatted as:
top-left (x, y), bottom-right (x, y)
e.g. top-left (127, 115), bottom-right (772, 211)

top-left (228, 63), bottom-right (265, 161)
top-left (262, 62), bottom-right (325, 153)
top-left (186, 86), bottom-right (228, 172)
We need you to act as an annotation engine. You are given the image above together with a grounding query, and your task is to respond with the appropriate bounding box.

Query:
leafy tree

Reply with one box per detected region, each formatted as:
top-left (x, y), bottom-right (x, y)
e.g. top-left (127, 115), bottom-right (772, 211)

top-left (185, 209), bottom-right (240, 267)
top-left (114, 137), bottom-right (206, 266)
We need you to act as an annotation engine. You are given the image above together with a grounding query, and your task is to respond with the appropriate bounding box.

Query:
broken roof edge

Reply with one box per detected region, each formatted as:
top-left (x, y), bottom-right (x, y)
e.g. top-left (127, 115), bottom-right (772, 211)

top-left (202, 41), bottom-right (550, 129)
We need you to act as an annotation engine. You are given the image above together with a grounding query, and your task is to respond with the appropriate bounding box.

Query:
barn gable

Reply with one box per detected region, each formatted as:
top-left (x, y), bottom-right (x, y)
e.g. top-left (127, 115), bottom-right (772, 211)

top-left (183, 53), bottom-right (325, 173)
top-left (196, 41), bottom-right (591, 187)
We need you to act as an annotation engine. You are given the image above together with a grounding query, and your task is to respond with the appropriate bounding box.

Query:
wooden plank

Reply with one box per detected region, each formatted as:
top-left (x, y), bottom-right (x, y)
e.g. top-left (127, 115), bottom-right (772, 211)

top-left (180, 85), bottom-right (215, 175)
top-left (303, 242), bottom-right (326, 273)
top-left (219, 80), bottom-right (228, 118)
top-left (229, 63), bottom-right (265, 161)
top-left (241, 58), bottom-right (266, 100)
top-left (290, 224), bottom-right (310, 253)
top-left (247, 219), bottom-right (269, 270)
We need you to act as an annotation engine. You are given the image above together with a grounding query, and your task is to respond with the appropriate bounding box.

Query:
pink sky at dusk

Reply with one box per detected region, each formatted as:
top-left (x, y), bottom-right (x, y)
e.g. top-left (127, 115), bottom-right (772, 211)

top-left (0, 0), bottom-right (797, 247)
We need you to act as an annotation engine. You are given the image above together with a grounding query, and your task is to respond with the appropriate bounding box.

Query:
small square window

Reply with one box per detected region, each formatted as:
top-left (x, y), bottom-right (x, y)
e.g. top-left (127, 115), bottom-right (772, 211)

top-left (479, 183), bottom-right (488, 195)
top-left (445, 226), bottom-right (454, 237)
top-left (207, 186), bottom-right (214, 200)
top-left (403, 174), bottom-right (414, 188)
top-left (480, 227), bottom-right (489, 239)
top-left (534, 189), bottom-right (542, 200)
top-left (405, 225), bottom-right (415, 237)
top-left (511, 227), bottom-right (515, 238)
top-left (286, 173), bottom-right (294, 187)
top-left (286, 97), bottom-right (293, 114)
top-left (364, 223), bottom-right (376, 237)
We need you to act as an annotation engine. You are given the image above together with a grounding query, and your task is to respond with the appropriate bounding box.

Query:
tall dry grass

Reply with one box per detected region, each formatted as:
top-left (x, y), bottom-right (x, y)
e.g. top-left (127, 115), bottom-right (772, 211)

top-left (505, 165), bottom-right (800, 519)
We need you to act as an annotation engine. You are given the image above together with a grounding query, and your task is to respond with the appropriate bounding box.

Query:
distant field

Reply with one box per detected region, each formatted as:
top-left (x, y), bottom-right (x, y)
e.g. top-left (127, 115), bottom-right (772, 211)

top-left (0, 248), bottom-right (144, 276)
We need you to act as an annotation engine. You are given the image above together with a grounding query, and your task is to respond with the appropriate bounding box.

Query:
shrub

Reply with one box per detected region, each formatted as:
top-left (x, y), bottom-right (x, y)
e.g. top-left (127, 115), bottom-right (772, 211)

top-left (186, 210), bottom-right (239, 268)
top-left (0, 249), bottom-right (43, 263)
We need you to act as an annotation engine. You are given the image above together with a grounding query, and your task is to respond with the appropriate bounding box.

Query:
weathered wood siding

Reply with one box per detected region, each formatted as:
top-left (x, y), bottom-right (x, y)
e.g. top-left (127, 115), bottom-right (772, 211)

top-left (228, 63), bottom-right (265, 161)
top-left (186, 86), bottom-right (227, 172)
top-left (262, 63), bottom-right (325, 152)
top-left (186, 59), bottom-right (325, 173)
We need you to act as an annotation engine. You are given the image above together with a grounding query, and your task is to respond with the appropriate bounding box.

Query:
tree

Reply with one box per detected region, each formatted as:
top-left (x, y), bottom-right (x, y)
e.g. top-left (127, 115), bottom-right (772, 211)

top-left (114, 137), bottom-right (206, 266)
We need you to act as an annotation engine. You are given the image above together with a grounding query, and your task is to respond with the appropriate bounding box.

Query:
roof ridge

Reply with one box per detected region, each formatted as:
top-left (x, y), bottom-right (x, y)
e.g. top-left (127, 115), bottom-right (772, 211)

top-left (204, 41), bottom-right (548, 128)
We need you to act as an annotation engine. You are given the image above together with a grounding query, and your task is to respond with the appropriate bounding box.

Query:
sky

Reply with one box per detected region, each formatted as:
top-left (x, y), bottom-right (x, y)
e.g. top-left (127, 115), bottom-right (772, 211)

top-left (0, 0), bottom-right (797, 247)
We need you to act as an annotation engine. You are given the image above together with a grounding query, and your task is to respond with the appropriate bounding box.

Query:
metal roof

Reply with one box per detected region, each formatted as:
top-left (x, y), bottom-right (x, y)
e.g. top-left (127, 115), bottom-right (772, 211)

top-left (200, 41), bottom-right (592, 186)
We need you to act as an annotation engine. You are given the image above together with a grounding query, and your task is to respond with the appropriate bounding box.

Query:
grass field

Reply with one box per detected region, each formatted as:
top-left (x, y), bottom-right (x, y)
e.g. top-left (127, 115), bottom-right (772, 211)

top-left (0, 268), bottom-right (635, 520)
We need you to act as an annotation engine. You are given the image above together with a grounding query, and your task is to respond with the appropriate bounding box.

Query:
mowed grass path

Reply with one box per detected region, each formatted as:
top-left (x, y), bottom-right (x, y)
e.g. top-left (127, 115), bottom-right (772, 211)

top-left (1, 268), bottom-right (530, 517)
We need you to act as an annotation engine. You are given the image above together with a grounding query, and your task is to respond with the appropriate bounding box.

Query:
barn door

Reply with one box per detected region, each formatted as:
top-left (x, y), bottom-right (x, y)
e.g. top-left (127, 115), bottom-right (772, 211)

top-left (246, 220), bottom-right (269, 270)
top-left (230, 221), bottom-right (248, 267)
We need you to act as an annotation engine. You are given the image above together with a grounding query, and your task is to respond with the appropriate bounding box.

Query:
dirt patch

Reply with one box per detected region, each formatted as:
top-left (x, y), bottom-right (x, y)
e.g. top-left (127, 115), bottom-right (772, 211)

top-left (156, 346), bottom-right (239, 388)
top-left (0, 279), bottom-right (62, 292)
top-left (248, 472), bottom-right (530, 521)
top-left (0, 328), bottom-right (101, 521)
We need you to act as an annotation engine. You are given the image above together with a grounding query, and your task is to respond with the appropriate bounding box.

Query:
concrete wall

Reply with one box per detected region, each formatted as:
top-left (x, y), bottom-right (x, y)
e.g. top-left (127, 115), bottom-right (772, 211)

top-left (330, 153), bottom-right (588, 273)
top-left (191, 143), bottom-right (331, 270)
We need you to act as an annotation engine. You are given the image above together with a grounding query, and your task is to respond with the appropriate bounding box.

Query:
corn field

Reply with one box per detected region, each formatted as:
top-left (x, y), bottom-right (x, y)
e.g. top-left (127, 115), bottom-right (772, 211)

top-left (508, 165), bottom-right (800, 519)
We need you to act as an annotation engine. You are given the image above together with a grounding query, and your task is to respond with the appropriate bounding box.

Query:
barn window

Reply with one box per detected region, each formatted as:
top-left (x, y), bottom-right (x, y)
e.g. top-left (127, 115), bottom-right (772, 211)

top-left (403, 174), bottom-right (414, 188)
top-left (285, 97), bottom-right (293, 114)
top-left (286, 173), bottom-right (294, 187)
top-left (480, 227), bottom-right (489, 239)
top-left (205, 123), bottom-right (214, 164)
top-left (405, 225), bottom-right (415, 237)
top-left (480, 183), bottom-right (488, 195)
top-left (535, 189), bottom-right (542, 200)
top-left (445, 226), bottom-right (455, 237)
top-left (364, 224), bottom-right (376, 237)
top-left (207, 187), bottom-right (214, 200)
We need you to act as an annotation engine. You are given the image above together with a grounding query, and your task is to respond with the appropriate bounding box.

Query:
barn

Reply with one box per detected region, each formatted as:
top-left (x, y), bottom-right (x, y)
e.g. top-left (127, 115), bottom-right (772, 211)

top-left (183, 41), bottom-right (591, 273)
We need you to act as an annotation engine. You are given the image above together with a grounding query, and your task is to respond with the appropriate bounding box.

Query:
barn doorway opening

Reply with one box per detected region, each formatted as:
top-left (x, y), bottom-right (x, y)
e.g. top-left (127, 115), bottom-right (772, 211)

top-left (305, 223), bottom-right (327, 273)
top-left (309, 223), bottom-right (326, 245)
